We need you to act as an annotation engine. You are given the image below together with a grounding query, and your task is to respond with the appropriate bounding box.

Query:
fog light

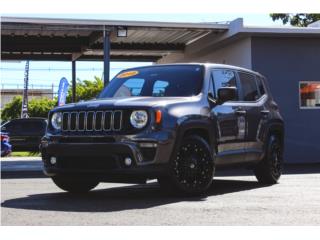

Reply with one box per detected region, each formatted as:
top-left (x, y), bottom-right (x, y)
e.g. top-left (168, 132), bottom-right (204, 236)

top-left (50, 156), bottom-right (57, 165)
top-left (124, 157), bottom-right (132, 166)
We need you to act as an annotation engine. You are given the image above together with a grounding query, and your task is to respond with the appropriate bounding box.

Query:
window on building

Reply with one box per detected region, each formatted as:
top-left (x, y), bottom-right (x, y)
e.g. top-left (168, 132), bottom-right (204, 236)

top-left (299, 82), bottom-right (320, 109)
top-left (211, 69), bottom-right (238, 99)
top-left (238, 72), bottom-right (259, 101)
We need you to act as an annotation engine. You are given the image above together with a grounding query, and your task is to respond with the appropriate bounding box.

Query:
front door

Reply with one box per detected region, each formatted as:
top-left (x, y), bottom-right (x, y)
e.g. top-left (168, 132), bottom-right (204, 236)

top-left (237, 72), bottom-right (266, 162)
top-left (209, 69), bottom-right (246, 165)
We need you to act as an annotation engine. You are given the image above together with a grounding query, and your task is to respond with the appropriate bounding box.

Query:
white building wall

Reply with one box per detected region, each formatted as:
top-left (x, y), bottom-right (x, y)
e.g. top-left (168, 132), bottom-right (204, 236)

top-left (0, 89), bottom-right (53, 109)
top-left (159, 37), bottom-right (252, 69)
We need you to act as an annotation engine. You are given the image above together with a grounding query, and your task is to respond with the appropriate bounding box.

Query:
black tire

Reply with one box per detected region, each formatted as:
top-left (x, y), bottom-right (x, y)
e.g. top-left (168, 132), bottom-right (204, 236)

top-left (51, 175), bottom-right (99, 194)
top-left (158, 135), bottom-right (215, 196)
top-left (254, 135), bottom-right (283, 184)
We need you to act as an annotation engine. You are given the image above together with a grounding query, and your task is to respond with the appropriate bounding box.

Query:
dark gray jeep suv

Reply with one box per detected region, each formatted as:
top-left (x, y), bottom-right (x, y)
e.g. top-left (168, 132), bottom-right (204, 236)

top-left (41, 64), bottom-right (284, 195)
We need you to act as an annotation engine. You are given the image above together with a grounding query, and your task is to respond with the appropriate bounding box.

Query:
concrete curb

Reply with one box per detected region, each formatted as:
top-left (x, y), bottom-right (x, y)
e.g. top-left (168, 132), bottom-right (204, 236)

top-left (1, 157), bottom-right (46, 179)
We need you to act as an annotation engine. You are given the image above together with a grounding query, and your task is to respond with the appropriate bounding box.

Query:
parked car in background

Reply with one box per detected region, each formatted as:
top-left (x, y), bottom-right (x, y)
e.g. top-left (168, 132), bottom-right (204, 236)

top-left (1, 132), bottom-right (12, 157)
top-left (1, 118), bottom-right (47, 152)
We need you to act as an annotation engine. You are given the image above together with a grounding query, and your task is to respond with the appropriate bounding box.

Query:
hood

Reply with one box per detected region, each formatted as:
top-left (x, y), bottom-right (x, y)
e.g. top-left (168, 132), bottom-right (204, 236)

top-left (54, 96), bottom-right (201, 111)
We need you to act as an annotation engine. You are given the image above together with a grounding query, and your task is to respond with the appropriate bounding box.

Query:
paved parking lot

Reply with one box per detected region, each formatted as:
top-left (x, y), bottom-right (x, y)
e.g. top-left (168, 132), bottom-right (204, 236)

top-left (1, 159), bottom-right (320, 225)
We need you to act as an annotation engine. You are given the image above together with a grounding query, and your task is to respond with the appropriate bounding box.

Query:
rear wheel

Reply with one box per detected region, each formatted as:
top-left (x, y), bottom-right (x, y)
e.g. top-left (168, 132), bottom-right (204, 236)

top-left (158, 135), bottom-right (215, 196)
top-left (51, 175), bottom-right (99, 194)
top-left (254, 135), bottom-right (283, 184)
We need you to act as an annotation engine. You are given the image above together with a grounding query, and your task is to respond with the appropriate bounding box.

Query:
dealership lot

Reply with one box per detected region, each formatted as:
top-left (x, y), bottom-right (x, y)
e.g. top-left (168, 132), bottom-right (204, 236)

top-left (1, 160), bottom-right (320, 225)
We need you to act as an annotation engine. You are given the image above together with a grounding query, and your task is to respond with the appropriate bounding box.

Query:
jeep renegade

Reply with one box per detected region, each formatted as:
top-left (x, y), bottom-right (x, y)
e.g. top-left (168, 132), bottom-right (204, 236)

top-left (41, 64), bottom-right (284, 195)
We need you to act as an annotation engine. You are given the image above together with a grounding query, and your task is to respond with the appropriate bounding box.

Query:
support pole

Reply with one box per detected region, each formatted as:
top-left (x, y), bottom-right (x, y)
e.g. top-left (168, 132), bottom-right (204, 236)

top-left (72, 60), bottom-right (76, 102)
top-left (103, 29), bottom-right (110, 87)
top-left (21, 60), bottom-right (29, 118)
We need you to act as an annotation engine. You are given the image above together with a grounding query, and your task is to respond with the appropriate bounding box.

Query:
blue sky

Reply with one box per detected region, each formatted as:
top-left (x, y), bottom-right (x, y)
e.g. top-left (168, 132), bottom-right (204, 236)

top-left (0, 14), bottom-right (283, 92)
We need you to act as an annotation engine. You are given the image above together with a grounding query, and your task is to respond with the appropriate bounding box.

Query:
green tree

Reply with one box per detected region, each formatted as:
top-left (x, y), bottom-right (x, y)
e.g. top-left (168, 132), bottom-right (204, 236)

top-left (28, 97), bottom-right (57, 118)
top-left (270, 13), bottom-right (320, 27)
top-left (1, 77), bottom-right (104, 122)
top-left (66, 76), bottom-right (104, 103)
top-left (1, 96), bottom-right (57, 122)
top-left (0, 96), bottom-right (22, 121)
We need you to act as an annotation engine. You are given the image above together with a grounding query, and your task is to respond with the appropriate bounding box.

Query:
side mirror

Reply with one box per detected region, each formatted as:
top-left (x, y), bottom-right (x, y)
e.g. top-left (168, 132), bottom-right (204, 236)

top-left (217, 87), bottom-right (237, 104)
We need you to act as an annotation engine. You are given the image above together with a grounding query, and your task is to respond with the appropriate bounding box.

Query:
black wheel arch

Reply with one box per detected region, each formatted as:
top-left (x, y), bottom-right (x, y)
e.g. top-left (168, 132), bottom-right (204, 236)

top-left (174, 116), bottom-right (217, 157)
top-left (264, 120), bottom-right (285, 151)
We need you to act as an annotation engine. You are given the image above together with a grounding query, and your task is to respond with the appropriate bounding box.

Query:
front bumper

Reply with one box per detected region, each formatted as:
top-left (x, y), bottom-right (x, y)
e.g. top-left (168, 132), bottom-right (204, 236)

top-left (41, 132), bottom-right (175, 180)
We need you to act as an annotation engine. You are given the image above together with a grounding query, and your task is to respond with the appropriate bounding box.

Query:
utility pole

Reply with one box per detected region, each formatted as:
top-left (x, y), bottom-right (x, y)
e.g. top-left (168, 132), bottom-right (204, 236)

top-left (103, 28), bottom-right (110, 87)
top-left (21, 60), bottom-right (29, 118)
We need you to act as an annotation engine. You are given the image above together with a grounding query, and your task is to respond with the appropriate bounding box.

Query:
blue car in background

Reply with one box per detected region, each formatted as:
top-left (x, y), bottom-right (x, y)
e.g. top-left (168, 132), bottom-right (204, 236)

top-left (1, 132), bottom-right (12, 157)
top-left (1, 118), bottom-right (47, 152)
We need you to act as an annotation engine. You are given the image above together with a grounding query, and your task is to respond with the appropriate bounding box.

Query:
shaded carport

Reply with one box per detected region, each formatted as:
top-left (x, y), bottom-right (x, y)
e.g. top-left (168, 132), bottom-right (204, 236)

top-left (1, 17), bottom-right (229, 102)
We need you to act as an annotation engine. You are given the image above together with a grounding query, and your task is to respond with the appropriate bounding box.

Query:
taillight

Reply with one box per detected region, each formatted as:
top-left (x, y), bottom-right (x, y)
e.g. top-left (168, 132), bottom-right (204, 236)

top-left (1, 135), bottom-right (9, 141)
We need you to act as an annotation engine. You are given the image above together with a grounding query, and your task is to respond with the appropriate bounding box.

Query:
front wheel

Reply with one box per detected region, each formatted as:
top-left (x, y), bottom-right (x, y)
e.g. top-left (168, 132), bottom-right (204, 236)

top-left (51, 175), bottom-right (99, 194)
top-left (254, 135), bottom-right (283, 184)
top-left (158, 135), bottom-right (215, 196)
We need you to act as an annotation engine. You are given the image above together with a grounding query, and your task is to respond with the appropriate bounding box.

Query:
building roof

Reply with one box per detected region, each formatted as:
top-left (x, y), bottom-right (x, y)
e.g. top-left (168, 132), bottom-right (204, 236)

top-left (1, 17), bottom-right (319, 62)
top-left (183, 18), bottom-right (320, 57)
top-left (1, 16), bottom-right (229, 61)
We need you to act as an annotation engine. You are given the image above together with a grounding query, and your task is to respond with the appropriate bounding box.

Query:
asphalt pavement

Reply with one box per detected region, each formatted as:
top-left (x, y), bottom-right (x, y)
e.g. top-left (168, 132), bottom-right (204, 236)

top-left (1, 157), bottom-right (320, 225)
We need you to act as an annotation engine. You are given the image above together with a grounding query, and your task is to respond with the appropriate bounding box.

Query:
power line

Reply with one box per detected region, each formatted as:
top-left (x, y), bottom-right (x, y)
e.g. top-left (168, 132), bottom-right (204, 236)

top-left (0, 67), bottom-right (125, 71)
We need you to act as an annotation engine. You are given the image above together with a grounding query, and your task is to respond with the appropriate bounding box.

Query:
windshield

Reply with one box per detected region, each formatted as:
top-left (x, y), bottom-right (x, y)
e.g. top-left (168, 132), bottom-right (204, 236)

top-left (98, 65), bottom-right (204, 98)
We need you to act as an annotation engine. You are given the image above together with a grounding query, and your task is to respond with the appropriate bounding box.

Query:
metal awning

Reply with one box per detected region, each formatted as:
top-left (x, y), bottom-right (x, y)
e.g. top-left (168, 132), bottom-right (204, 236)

top-left (1, 17), bottom-right (229, 62)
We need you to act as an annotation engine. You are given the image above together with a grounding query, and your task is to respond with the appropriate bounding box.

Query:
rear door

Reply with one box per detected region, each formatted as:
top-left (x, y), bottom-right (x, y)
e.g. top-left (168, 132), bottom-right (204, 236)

top-left (209, 69), bottom-right (246, 165)
top-left (237, 71), bottom-right (267, 162)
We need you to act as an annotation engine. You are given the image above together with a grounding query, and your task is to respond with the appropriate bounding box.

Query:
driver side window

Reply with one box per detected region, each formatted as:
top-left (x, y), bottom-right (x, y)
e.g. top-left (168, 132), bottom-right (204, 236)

top-left (211, 69), bottom-right (238, 100)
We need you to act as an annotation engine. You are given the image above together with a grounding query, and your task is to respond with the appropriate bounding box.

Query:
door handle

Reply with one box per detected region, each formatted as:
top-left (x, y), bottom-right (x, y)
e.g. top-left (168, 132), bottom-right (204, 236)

top-left (261, 110), bottom-right (270, 115)
top-left (236, 109), bottom-right (246, 116)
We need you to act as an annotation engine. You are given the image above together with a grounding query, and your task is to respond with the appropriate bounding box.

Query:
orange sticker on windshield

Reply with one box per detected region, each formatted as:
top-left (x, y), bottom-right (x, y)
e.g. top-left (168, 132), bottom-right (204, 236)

top-left (117, 70), bottom-right (139, 78)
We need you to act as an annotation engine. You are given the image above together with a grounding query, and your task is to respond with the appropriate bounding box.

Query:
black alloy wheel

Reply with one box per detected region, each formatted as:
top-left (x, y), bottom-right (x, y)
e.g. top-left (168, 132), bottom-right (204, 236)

top-left (270, 141), bottom-right (282, 179)
top-left (159, 135), bottom-right (215, 195)
top-left (254, 135), bottom-right (283, 184)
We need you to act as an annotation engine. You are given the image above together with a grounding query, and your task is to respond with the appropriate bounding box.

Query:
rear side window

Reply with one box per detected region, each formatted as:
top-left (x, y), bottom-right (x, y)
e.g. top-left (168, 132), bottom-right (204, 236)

top-left (211, 69), bottom-right (238, 99)
top-left (256, 76), bottom-right (266, 96)
top-left (238, 72), bottom-right (259, 101)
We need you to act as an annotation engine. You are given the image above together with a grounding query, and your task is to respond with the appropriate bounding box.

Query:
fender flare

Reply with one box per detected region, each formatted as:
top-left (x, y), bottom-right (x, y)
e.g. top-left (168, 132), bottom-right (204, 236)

top-left (263, 120), bottom-right (285, 149)
top-left (173, 116), bottom-right (217, 156)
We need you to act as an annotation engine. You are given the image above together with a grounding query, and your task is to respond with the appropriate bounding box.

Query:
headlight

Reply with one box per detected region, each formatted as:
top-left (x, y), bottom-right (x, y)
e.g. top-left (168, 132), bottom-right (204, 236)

top-left (51, 112), bottom-right (62, 130)
top-left (130, 110), bottom-right (148, 129)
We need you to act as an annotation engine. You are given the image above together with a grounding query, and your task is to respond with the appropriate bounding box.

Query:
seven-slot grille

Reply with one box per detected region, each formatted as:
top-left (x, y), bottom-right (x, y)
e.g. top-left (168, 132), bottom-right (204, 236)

top-left (61, 110), bottom-right (122, 132)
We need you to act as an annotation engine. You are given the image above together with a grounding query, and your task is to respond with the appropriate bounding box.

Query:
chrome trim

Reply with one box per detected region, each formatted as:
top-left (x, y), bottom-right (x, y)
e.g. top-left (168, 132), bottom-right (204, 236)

top-left (69, 112), bottom-right (78, 132)
top-left (78, 111), bottom-right (86, 131)
top-left (94, 111), bottom-right (103, 131)
top-left (62, 112), bottom-right (69, 131)
top-left (85, 111), bottom-right (95, 131)
top-left (61, 110), bottom-right (122, 132)
top-left (103, 111), bottom-right (112, 131)
top-left (113, 110), bottom-right (122, 131)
